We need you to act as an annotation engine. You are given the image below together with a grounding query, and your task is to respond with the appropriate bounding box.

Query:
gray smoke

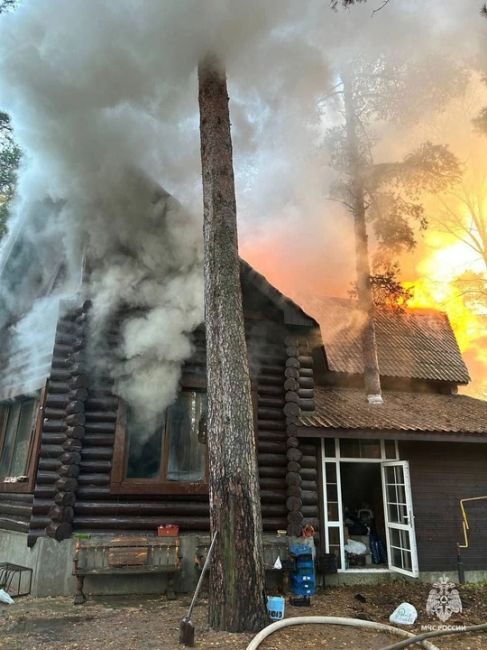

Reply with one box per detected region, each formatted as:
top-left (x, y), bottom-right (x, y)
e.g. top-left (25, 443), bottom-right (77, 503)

top-left (0, 0), bottom-right (484, 421)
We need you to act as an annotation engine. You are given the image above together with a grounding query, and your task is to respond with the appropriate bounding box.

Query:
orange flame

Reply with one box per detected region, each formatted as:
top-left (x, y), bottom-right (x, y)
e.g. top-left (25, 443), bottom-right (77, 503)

top-left (404, 231), bottom-right (487, 400)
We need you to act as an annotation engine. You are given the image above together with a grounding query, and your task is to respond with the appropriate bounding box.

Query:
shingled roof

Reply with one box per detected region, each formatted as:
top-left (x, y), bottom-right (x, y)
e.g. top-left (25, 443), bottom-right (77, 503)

top-left (299, 387), bottom-right (487, 437)
top-left (313, 298), bottom-right (470, 384)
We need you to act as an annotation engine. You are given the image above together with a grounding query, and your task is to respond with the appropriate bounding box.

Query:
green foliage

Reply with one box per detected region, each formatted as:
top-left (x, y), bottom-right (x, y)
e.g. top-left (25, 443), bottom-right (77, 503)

top-left (0, 112), bottom-right (21, 238)
top-left (350, 260), bottom-right (414, 310)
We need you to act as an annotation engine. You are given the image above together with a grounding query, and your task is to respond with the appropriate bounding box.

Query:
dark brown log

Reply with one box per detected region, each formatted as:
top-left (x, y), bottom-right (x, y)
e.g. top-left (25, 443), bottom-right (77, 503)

top-left (42, 420), bottom-right (66, 433)
top-left (285, 390), bottom-right (299, 403)
top-left (283, 403), bottom-right (299, 417)
top-left (286, 423), bottom-right (298, 436)
top-left (0, 502), bottom-right (32, 518)
top-left (81, 447), bottom-right (113, 460)
top-left (259, 489), bottom-right (287, 504)
top-left (284, 336), bottom-right (298, 347)
top-left (60, 451), bottom-right (81, 465)
top-left (259, 478), bottom-right (286, 490)
top-left (287, 461), bottom-right (300, 473)
top-left (284, 367), bottom-right (299, 379)
top-left (85, 397), bottom-right (119, 411)
top-left (286, 415), bottom-right (299, 427)
top-left (286, 496), bottom-right (302, 512)
top-left (71, 363), bottom-right (88, 375)
top-left (257, 407), bottom-right (283, 421)
top-left (285, 347), bottom-right (299, 357)
top-left (79, 460), bottom-right (111, 473)
top-left (49, 506), bottom-right (74, 522)
top-left (257, 384), bottom-right (282, 396)
top-left (54, 333), bottom-right (75, 347)
top-left (66, 413), bottom-right (85, 426)
top-left (0, 493), bottom-right (33, 504)
top-left (256, 420), bottom-right (285, 432)
top-left (77, 474), bottom-right (110, 486)
top-left (66, 401), bottom-right (85, 415)
top-left (45, 394), bottom-right (69, 409)
top-left (298, 368), bottom-right (313, 379)
top-left (284, 379), bottom-right (299, 392)
top-left (69, 375), bottom-right (90, 389)
top-left (84, 422), bottom-right (116, 434)
top-left (43, 408), bottom-right (66, 420)
top-left (302, 506), bottom-right (319, 518)
top-left (285, 358), bottom-right (299, 369)
top-left (257, 396), bottom-right (284, 408)
top-left (38, 458), bottom-right (60, 471)
top-left (300, 444), bottom-right (318, 455)
top-left (286, 436), bottom-right (299, 448)
top-left (82, 434), bottom-right (115, 447)
top-left (302, 491), bottom-right (318, 506)
top-left (49, 369), bottom-right (71, 382)
top-left (287, 510), bottom-right (304, 529)
top-left (298, 398), bottom-right (315, 412)
top-left (299, 468), bottom-right (317, 481)
top-left (297, 388), bottom-right (314, 399)
top-left (74, 501), bottom-right (210, 516)
top-left (301, 480), bottom-right (318, 491)
top-left (63, 439), bottom-right (82, 452)
top-left (85, 411), bottom-right (117, 423)
top-left (301, 455), bottom-right (317, 469)
top-left (30, 515), bottom-right (51, 528)
top-left (39, 444), bottom-right (63, 457)
top-left (257, 441), bottom-right (285, 454)
top-left (286, 472), bottom-right (302, 487)
top-left (287, 448), bottom-right (303, 463)
top-left (46, 522), bottom-right (72, 541)
top-left (286, 485), bottom-right (302, 498)
top-left (70, 388), bottom-right (89, 401)
top-left (54, 492), bottom-right (76, 507)
top-left (48, 381), bottom-right (71, 394)
top-left (258, 466), bottom-right (286, 479)
top-left (41, 433), bottom-right (65, 445)
top-left (55, 477), bottom-right (78, 492)
top-left (75, 486), bottom-right (111, 498)
top-left (257, 453), bottom-right (286, 467)
top-left (297, 355), bottom-right (313, 368)
top-left (257, 431), bottom-right (286, 443)
top-left (58, 464), bottom-right (80, 478)
top-left (66, 426), bottom-right (85, 440)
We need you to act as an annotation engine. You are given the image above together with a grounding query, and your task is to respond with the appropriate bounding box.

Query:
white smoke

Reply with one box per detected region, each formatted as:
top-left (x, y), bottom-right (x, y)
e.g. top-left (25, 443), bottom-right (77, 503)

top-left (0, 0), bottom-right (484, 422)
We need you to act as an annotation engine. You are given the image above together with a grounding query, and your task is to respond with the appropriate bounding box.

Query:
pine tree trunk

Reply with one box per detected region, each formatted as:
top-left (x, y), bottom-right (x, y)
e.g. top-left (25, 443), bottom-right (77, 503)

top-left (342, 73), bottom-right (382, 401)
top-left (197, 54), bottom-right (267, 633)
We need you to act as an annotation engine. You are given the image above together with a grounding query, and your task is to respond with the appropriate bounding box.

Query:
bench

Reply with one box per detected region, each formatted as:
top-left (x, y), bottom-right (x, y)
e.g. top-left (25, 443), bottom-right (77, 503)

top-left (194, 534), bottom-right (293, 592)
top-left (72, 535), bottom-right (181, 604)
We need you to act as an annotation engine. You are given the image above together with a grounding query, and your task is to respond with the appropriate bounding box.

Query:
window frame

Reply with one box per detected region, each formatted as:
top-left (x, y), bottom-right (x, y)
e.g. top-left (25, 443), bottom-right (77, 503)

top-left (111, 376), bottom-right (209, 495)
top-left (0, 388), bottom-right (44, 494)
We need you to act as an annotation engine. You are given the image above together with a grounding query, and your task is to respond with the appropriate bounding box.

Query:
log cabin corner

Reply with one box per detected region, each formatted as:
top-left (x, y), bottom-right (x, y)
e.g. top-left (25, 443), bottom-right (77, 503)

top-left (0, 261), bottom-right (486, 597)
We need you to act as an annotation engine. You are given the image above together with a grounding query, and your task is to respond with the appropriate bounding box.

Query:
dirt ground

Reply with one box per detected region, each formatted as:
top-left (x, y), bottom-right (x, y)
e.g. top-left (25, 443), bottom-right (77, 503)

top-left (0, 583), bottom-right (486, 650)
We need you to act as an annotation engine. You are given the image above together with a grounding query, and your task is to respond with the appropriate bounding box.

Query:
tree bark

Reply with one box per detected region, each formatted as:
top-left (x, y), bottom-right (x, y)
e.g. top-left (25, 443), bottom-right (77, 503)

top-left (198, 54), bottom-right (267, 633)
top-left (342, 72), bottom-right (382, 402)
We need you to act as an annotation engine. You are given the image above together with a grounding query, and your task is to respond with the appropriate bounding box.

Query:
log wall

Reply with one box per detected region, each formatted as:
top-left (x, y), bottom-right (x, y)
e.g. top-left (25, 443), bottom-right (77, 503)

top-left (25, 309), bottom-right (319, 541)
top-left (0, 493), bottom-right (33, 533)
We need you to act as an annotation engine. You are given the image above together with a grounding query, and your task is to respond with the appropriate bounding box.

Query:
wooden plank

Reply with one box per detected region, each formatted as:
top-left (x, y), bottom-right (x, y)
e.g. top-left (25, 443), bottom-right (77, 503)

top-left (108, 547), bottom-right (148, 567)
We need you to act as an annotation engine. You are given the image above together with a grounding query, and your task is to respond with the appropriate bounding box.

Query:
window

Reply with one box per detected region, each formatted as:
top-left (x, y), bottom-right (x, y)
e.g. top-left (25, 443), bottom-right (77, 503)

top-left (111, 389), bottom-right (208, 494)
top-left (0, 396), bottom-right (41, 493)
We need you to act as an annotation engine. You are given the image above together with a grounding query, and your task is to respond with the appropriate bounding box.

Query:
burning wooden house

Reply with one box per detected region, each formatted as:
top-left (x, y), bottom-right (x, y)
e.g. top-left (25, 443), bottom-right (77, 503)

top-left (0, 253), bottom-right (486, 597)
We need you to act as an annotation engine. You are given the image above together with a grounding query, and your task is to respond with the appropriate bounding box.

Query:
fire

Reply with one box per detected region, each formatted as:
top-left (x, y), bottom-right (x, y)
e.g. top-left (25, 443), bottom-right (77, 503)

top-left (404, 229), bottom-right (487, 399)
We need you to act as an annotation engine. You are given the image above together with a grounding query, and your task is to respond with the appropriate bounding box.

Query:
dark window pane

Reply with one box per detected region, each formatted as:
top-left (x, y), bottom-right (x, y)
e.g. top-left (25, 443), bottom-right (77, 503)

top-left (328, 527), bottom-right (340, 545)
top-left (340, 438), bottom-right (380, 458)
top-left (10, 400), bottom-right (36, 477)
top-left (384, 440), bottom-right (396, 459)
top-left (324, 439), bottom-right (335, 457)
top-left (0, 402), bottom-right (21, 480)
top-left (325, 462), bottom-right (337, 483)
top-left (126, 414), bottom-right (162, 479)
top-left (327, 502), bottom-right (339, 520)
top-left (327, 484), bottom-right (338, 502)
top-left (166, 391), bottom-right (206, 482)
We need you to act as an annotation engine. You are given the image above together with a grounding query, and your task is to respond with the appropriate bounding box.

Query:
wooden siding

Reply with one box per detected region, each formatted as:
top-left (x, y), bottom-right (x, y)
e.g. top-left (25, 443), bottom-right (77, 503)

top-left (0, 493), bottom-right (33, 533)
top-left (400, 441), bottom-right (487, 572)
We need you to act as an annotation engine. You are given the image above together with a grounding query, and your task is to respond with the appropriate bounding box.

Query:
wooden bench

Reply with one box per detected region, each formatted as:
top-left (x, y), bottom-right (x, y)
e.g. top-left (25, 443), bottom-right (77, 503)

top-left (72, 535), bottom-right (181, 604)
top-left (194, 534), bottom-right (292, 592)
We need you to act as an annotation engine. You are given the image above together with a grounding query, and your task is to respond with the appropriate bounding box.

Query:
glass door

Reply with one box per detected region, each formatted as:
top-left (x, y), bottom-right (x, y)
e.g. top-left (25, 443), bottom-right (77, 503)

top-left (381, 460), bottom-right (419, 577)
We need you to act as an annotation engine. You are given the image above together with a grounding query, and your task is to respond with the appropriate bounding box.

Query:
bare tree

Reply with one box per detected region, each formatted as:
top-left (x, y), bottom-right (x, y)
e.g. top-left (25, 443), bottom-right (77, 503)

top-left (197, 54), bottom-right (267, 633)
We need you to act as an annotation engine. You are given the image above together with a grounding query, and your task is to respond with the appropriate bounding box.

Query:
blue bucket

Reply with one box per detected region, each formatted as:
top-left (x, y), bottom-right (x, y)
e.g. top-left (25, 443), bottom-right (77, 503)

top-left (267, 596), bottom-right (285, 621)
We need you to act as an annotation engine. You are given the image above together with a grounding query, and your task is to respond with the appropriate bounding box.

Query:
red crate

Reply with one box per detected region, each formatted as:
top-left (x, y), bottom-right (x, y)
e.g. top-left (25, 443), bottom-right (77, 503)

top-left (157, 525), bottom-right (179, 537)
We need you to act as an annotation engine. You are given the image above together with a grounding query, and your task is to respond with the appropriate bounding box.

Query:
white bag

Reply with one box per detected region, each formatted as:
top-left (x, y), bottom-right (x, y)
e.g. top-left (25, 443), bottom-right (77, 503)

top-left (344, 539), bottom-right (367, 555)
top-left (0, 589), bottom-right (14, 604)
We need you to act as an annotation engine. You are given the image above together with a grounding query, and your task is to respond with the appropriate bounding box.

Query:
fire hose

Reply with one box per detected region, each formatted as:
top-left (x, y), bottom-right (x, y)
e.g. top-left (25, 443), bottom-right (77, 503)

top-left (245, 617), bottom-right (487, 650)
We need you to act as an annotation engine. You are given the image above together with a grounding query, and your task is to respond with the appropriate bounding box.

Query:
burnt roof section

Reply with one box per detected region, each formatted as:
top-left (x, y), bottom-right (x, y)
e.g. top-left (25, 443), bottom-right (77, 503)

top-left (240, 260), bottom-right (318, 328)
top-left (314, 297), bottom-right (470, 384)
top-left (300, 386), bottom-right (487, 435)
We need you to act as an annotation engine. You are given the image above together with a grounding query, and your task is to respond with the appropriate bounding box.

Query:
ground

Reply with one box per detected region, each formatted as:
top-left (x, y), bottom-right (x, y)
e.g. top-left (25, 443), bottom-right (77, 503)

top-left (0, 583), bottom-right (486, 649)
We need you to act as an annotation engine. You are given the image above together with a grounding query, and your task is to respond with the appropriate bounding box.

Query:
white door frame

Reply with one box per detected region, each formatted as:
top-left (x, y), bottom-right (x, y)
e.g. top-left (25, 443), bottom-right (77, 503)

top-left (381, 460), bottom-right (419, 578)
